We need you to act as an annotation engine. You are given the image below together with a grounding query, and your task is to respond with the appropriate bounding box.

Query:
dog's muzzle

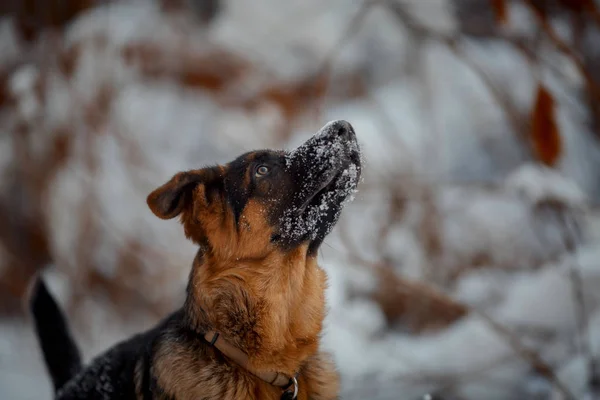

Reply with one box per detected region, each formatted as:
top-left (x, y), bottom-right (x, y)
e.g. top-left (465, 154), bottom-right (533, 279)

top-left (285, 119), bottom-right (360, 212)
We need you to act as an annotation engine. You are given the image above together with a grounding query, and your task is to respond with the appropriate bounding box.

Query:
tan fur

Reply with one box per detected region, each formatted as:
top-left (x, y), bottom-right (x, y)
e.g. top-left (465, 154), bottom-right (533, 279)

top-left (145, 160), bottom-right (340, 399)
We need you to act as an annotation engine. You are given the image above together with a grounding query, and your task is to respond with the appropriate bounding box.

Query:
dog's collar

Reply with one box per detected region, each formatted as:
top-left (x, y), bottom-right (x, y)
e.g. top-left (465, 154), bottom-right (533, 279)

top-left (204, 331), bottom-right (299, 399)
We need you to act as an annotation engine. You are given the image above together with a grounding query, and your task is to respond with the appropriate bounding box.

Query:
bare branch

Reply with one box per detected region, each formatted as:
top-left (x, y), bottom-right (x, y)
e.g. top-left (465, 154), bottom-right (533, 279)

top-left (381, 0), bottom-right (527, 139)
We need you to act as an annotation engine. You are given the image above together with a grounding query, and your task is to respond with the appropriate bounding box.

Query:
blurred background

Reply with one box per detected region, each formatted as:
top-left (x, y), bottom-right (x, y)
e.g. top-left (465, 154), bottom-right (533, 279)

top-left (0, 0), bottom-right (600, 399)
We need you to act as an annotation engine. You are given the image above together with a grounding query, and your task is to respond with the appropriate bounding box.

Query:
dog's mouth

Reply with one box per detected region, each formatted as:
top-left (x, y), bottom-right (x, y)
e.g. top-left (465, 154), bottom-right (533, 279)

top-left (278, 120), bottom-right (361, 244)
top-left (295, 173), bottom-right (337, 215)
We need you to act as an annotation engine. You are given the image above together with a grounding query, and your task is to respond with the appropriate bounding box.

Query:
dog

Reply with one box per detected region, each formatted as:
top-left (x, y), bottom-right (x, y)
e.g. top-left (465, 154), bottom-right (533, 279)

top-left (30, 119), bottom-right (361, 400)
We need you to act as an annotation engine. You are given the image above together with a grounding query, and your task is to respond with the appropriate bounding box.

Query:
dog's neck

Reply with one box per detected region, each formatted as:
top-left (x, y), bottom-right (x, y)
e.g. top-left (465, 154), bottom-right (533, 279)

top-left (183, 245), bottom-right (327, 375)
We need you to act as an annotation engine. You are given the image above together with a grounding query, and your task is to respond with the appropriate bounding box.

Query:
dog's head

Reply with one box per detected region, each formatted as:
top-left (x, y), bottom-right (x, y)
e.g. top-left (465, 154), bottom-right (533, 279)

top-left (147, 120), bottom-right (361, 260)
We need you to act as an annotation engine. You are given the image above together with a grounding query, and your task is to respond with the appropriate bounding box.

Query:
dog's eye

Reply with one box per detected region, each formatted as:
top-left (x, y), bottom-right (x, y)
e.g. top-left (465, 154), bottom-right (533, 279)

top-left (255, 165), bottom-right (270, 177)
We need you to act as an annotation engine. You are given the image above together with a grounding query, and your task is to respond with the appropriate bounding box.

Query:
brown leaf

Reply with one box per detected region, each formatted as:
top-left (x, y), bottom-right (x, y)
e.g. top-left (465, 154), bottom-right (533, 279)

top-left (84, 85), bottom-right (113, 131)
top-left (490, 0), bottom-right (509, 25)
top-left (58, 44), bottom-right (81, 78)
top-left (0, 0), bottom-right (97, 42)
top-left (122, 43), bottom-right (248, 94)
top-left (530, 84), bottom-right (562, 167)
top-left (370, 264), bottom-right (468, 334)
top-left (50, 129), bottom-right (73, 169)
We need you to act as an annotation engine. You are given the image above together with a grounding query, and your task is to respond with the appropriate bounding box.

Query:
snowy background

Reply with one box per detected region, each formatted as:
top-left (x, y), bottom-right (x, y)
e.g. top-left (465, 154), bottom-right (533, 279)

top-left (1, 1), bottom-right (600, 399)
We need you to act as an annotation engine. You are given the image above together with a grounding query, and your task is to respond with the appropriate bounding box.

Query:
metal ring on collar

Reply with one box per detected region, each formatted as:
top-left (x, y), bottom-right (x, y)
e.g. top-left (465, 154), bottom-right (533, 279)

top-left (289, 376), bottom-right (298, 399)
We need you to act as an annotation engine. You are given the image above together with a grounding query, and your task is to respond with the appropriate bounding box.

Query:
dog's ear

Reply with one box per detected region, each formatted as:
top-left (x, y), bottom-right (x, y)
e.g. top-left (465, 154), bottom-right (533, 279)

top-left (147, 170), bottom-right (205, 219)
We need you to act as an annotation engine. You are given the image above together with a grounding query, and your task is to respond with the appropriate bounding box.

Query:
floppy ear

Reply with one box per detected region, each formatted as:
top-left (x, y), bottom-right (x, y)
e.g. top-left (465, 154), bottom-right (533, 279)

top-left (147, 170), bottom-right (204, 219)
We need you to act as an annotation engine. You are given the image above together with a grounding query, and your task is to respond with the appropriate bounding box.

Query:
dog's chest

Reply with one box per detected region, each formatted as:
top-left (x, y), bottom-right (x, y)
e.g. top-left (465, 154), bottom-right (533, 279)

top-left (151, 341), bottom-right (290, 400)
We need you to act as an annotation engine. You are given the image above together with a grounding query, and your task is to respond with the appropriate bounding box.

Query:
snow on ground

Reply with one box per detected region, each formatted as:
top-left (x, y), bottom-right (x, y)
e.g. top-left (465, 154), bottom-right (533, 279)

top-left (1, 1), bottom-right (600, 399)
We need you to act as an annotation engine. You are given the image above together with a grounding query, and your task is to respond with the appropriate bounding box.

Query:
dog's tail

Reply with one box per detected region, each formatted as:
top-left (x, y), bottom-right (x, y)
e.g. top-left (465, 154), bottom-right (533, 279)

top-left (29, 276), bottom-right (82, 392)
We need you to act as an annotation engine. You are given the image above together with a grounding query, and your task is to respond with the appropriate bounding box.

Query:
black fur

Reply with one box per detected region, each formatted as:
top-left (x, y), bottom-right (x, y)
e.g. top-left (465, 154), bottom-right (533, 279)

top-left (31, 278), bottom-right (82, 392)
top-left (31, 281), bottom-right (195, 399)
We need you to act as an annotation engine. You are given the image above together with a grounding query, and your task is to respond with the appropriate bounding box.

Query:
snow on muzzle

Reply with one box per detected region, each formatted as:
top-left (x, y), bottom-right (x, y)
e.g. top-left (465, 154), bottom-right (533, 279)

top-left (284, 120), bottom-right (361, 214)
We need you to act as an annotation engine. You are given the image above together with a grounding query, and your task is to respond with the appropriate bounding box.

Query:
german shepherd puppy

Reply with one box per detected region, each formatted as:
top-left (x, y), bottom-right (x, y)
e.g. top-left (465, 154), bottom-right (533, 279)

top-left (30, 120), bottom-right (361, 400)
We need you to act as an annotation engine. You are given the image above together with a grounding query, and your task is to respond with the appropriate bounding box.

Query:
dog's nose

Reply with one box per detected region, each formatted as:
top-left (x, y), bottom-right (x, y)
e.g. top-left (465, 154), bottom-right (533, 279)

top-left (331, 120), bottom-right (355, 137)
